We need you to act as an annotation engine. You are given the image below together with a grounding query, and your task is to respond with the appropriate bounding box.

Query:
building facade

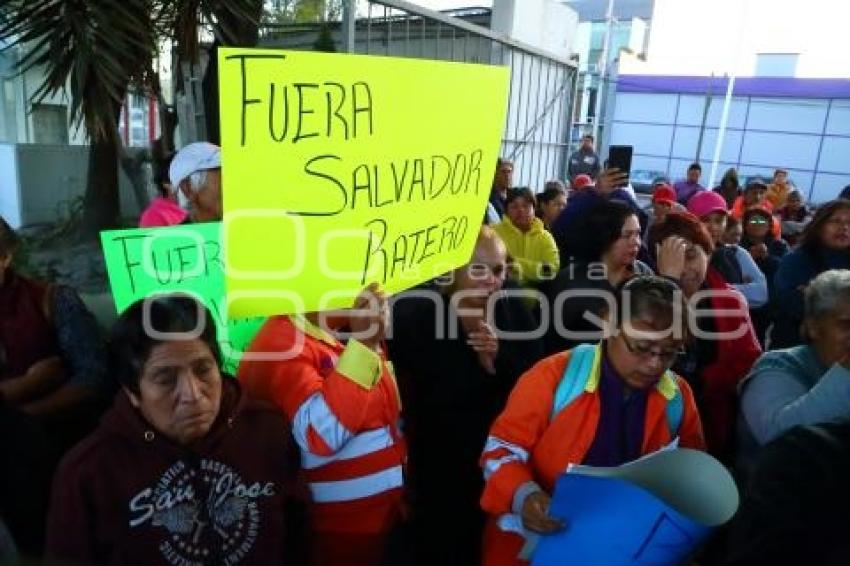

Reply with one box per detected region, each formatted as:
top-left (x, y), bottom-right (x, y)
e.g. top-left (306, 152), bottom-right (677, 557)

top-left (609, 75), bottom-right (850, 202)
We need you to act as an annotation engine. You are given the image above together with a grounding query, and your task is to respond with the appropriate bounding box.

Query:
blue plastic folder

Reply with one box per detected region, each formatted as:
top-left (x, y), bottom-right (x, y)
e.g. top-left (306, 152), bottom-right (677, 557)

top-left (530, 448), bottom-right (739, 565)
top-left (533, 474), bottom-right (709, 565)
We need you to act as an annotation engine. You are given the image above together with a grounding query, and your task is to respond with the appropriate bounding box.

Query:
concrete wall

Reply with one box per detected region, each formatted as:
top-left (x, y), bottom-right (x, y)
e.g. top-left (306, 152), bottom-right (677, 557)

top-left (0, 143), bottom-right (142, 228)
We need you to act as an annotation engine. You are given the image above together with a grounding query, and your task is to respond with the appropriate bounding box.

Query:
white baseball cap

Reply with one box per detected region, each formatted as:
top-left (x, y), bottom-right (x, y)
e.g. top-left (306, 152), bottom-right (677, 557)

top-left (169, 142), bottom-right (221, 187)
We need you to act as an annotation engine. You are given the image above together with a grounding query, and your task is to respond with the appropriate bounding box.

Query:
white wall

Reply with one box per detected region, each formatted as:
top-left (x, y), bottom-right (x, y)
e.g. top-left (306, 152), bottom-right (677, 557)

top-left (491, 0), bottom-right (578, 61)
top-left (0, 143), bottom-right (21, 226)
top-left (0, 46), bottom-right (89, 145)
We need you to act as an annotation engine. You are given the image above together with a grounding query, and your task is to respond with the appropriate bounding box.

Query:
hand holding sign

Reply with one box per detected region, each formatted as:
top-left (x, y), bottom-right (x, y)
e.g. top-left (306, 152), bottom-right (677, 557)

top-left (349, 282), bottom-right (389, 352)
top-left (468, 320), bottom-right (499, 376)
top-left (100, 223), bottom-right (265, 374)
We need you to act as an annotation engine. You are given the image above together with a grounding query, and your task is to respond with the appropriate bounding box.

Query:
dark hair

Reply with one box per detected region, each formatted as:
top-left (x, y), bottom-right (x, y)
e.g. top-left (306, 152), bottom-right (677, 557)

top-left (800, 199), bottom-right (850, 253)
top-left (568, 199), bottom-right (636, 262)
top-left (496, 157), bottom-right (512, 170)
top-left (154, 152), bottom-right (176, 197)
top-left (543, 180), bottom-right (566, 194)
top-left (839, 185), bottom-right (850, 200)
top-left (726, 216), bottom-right (741, 230)
top-left (582, 134), bottom-right (594, 142)
top-left (650, 211), bottom-right (715, 254)
top-left (505, 187), bottom-right (536, 208)
top-left (616, 275), bottom-right (691, 339)
top-left (720, 168), bottom-right (739, 189)
top-left (774, 168), bottom-right (788, 178)
top-left (743, 207), bottom-right (773, 223)
top-left (742, 208), bottom-right (775, 241)
top-left (688, 162), bottom-right (702, 172)
top-left (536, 185), bottom-right (567, 220)
top-left (110, 294), bottom-right (221, 394)
top-left (0, 216), bottom-right (20, 258)
top-left (538, 185), bottom-right (566, 205)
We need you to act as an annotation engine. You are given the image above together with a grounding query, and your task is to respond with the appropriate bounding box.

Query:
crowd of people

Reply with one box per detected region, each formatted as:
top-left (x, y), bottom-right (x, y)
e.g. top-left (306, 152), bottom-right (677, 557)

top-left (2, 135), bottom-right (850, 565)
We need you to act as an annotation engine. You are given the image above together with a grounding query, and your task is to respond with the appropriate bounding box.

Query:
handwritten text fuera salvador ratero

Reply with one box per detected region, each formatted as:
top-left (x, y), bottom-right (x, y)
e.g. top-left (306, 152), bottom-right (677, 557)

top-left (227, 53), bottom-right (487, 284)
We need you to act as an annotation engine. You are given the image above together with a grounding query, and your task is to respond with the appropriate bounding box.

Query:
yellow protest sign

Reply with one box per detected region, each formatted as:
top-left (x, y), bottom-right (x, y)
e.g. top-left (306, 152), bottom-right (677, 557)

top-left (219, 48), bottom-right (510, 318)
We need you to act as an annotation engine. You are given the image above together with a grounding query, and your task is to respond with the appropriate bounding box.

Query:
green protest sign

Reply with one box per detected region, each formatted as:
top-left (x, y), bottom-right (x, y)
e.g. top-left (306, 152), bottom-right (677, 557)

top-left (100, 222), bottom-right (265, 374)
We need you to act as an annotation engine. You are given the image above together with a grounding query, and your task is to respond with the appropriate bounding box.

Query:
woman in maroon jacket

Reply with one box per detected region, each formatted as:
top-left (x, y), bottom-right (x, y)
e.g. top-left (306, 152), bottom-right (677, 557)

top-left (650, 212), bottom-right (761, 460)
top-left (46, 294), bottom-right (305, 565)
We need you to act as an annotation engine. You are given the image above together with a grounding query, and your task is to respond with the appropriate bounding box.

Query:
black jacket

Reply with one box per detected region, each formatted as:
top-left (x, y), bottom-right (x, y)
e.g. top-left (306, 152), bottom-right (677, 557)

top-left (727, 423), bottom-right (850, 565)
top-left (543, 259), bottom-right (652, 355)
top-left (568, 148), bottom-right (601, 179)
top-left (387, 282), bottom-right (543, 564)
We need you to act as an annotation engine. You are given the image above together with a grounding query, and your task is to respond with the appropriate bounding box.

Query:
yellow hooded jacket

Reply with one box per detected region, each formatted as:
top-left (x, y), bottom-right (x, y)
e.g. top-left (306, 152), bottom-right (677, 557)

top-left (493, 216), bottom-right (560, 285)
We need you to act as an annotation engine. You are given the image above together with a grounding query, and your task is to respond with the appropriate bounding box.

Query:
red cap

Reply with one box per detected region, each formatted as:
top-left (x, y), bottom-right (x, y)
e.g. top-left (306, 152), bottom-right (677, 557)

top-left (652, 183), bottom-right (677, 205)
top-left (573, 174), bottom-right (593, 190)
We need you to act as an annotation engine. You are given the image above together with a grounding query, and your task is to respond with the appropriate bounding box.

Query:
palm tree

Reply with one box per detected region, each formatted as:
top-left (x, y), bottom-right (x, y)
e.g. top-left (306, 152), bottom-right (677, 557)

top-left (0, 0), bottom-right (261, 239)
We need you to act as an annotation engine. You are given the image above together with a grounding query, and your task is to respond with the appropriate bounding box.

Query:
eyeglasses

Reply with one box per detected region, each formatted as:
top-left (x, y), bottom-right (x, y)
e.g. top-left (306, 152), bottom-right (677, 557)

top-left (747, 217), bottom-right (769, 225)
top-left (620, 333), bottom-right (684, 367)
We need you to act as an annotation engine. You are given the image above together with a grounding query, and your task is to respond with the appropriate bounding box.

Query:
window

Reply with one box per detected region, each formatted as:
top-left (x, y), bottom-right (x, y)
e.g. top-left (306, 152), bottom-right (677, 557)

top-left (587, 88), bottom-right (598, 119)
top-left (31, 103), bottom-right (69, 145)
top-left (755, 53), bottom-right (799, 77)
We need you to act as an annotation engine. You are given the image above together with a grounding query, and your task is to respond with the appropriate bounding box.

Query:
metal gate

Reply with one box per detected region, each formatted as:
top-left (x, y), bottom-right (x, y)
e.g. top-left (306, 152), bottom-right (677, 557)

top-left (260, 0), bottom-right (577, 190)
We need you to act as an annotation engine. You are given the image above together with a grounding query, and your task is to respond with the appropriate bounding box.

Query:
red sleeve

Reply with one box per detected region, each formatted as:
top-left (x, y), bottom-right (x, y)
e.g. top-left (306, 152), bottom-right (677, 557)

top-left (701, 287), bottom-right (762, 399)
top-left (238, 317), bottom-right (393, 457)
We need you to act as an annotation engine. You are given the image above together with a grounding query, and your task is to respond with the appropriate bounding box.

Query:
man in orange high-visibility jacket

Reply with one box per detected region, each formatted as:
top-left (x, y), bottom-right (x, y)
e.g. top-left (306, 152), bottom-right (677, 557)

top-left (238, 284), bottom-right (405, 566)
top-left (479, 276), bottom-right (706, 566)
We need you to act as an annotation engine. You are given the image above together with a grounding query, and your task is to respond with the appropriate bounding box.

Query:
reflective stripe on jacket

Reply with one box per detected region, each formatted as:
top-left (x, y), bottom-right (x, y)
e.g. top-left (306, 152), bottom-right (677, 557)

top-left (479, 343), bottom-right (705, 565)
top-left (239, 315), bottom-right (405, 534)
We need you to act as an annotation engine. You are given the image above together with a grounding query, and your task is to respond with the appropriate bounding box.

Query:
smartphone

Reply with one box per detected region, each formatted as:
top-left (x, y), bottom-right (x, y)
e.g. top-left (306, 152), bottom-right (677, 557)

top-left (607, 145), bottom-right (633, 187)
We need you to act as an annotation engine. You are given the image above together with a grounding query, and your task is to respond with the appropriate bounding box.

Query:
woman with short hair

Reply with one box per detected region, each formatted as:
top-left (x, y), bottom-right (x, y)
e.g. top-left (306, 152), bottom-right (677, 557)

top-left (739, 269), bottom-right (850, 474)
top-left (388, 226), bottom-right (543, 566)
top-left (494, 187), bottom-right (560, 286)
top-left (480, 275), bottom-right (705, 566)
top-left (536, 184), bottom-right (568, 232)
top-left (46, 295), bottom-right (303, 564)
top-left (544, 199), bottom-right (651, 354)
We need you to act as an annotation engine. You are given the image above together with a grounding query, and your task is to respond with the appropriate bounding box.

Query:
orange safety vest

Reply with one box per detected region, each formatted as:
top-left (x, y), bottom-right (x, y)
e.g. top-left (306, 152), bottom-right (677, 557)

top-left (479, 343), bottom-right (705, 566)
top-left (238, 315), bottom-right (406, 535)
